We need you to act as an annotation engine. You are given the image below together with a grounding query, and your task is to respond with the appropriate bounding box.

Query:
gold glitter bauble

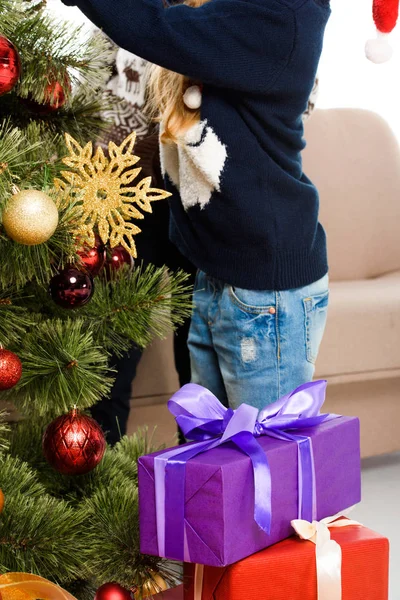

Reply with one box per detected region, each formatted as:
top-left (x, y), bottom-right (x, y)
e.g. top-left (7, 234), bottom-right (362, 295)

top-left (2, 189), bottom-right (59, 245)
top-left (54, 132), bottom-right (171, 258)
top-left (133, 574), bottom-right (168, 599)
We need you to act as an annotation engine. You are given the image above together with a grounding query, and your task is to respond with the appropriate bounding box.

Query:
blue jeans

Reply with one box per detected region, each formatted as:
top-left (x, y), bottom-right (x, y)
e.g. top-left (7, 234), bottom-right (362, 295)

top-left (188, 271), bottom-right (329, 411)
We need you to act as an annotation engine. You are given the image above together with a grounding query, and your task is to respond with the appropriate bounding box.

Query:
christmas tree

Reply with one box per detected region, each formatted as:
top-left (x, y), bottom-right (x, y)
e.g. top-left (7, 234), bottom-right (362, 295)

top-left (0, 1), bottom-right (190, 597)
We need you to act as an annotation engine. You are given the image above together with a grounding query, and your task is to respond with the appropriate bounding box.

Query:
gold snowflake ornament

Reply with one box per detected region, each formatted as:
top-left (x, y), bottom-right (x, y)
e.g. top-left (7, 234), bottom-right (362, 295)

top-left (54, 132), bottom-right (171, 257)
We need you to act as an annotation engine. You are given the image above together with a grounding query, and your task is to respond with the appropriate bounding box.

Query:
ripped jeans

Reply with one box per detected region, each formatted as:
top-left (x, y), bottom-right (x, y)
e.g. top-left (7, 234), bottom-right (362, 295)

top-left (188, 270), bottom-right (329, 411)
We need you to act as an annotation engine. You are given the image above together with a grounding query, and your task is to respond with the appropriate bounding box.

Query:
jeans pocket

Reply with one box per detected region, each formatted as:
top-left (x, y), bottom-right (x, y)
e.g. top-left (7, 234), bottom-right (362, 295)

top-left (303, 290), bottom-right (329, 364)
top-left (229, 286), bottom-right (276, 315)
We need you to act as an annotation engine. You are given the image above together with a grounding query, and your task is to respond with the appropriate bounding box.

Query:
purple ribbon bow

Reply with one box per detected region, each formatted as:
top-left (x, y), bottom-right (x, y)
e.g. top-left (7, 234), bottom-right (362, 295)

top-left (153, 380), bottom-right (336, 561)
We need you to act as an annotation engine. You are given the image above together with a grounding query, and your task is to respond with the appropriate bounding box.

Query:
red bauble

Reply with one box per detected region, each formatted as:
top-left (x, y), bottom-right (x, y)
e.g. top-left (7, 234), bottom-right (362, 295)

top-left (105, 246), bottom-right (134, 276)
top-left (0, 348), bottom-right (22, 390)
top-left (22, 74), bottom-right (70, 114)
top-left (78, 235), bottom-right (106, 276)
top-left (49, 266), bottom-right (94, 309)
top-left (0, 36), bottom-right (21, 96)
top-left (94, 583), bottom-right (133, 600)
top-left (42, 408), bottom-right (106, 475)
top-left (43, 78), bottom-right (69, 111)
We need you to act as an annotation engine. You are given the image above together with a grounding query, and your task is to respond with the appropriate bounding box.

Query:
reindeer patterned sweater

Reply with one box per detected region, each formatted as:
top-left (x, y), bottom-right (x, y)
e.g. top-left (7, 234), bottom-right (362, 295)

top-left (62, 0), bottom-right (331, 290)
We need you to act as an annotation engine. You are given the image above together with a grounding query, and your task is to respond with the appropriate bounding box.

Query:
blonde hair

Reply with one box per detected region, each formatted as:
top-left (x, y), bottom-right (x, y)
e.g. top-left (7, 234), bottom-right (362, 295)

top-left (146, 0), bottom-right (210, 143)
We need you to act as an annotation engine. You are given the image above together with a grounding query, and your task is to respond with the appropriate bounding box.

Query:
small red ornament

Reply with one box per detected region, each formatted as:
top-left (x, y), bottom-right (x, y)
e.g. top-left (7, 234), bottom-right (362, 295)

top-left (22, 74), bottom-right (70, 114)
top-left (0, 348), bottom-right (22, 390)
top-left (42, 408), bottom-right (106, 475)
top-left (49, 266), bottom-right (94, 309)
top-left (105, 246), bottom-right (134, 276)
top-left (43, 78), bottom-right (69, 111)
top-left (78, 235), bottom-right (106, 276)
top-left (94, 583), bottom-right (133, 600)
top-left (0, 35), bottom-right (21, 96)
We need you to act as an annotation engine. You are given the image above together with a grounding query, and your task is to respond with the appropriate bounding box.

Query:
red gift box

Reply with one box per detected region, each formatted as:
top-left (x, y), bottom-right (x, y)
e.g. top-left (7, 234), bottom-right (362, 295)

top-left (184, 523), bottom-right (389, 600)
top-left (151, 585), bottom-right (184, 599)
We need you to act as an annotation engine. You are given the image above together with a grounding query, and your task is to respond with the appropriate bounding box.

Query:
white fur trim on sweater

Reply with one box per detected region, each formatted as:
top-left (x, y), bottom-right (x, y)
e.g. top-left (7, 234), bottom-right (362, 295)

top-left (160, 120), bottom-right (227, 210)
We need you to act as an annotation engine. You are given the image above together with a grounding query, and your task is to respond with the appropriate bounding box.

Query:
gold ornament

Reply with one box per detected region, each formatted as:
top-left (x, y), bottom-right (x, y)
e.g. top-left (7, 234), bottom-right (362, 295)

top-left (2, 189), bottom-right (59, 245)
top-left (54, 133), bottom-right (171, 258)
top-left (133, 574), bottom-right (168, 599)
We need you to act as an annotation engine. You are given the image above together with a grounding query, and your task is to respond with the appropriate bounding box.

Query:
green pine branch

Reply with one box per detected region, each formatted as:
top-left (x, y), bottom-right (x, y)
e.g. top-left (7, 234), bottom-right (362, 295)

top-left (0, 287), bottom-right (35, 346)
top-left (0, 120), bottom-right (43, 203)
top-left (4, 422), bottom-right (178, 595)
top-left (8, 419), bottom-right (52, 485)
top-left (84, 482), bottom-right (179, 595)
top-left (0, 95), bottom-right (111, 180)
top-left (0, 453), bottom-right (45, 498)
top-left (0, 0), bottom-right (112, 174)
top-left (1, 266), bottom-right (192, 415)
top-left (84, 265), bottom-right (193, 356)
top-left (0, 410), bottom-right (11, 454)
top-left (6, 319), bottom-right (114, 418)
top-left (1, 0), bottom-right (113, 105)
top-left (0, 492), bottom-right (91, 581)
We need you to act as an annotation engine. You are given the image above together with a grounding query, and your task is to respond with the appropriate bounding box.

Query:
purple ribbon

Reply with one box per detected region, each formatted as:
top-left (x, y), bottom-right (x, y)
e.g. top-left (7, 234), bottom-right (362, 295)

top-left (153, 380), bottom-right (336, 561)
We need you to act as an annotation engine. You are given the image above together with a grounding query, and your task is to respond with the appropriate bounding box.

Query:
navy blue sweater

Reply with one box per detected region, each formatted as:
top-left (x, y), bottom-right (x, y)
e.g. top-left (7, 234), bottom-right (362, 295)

top-left (62, 0), bottom-right (331, 290)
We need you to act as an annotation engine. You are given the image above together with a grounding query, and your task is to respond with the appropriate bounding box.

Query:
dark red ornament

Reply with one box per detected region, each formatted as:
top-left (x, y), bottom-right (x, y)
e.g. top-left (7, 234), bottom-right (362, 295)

top-left (0, 35), bottom-right (21, 96)
top-left (22, 74), bottom-right (70, 114)
top-left (78, 235), bottom-right (106, 276)
top-left (0, 348), bottom-right (22, 390)
top-left (42, 408), bottom-right (106, 475)
top-left (94, 583), bottom-right (133, 600)
top-left (49, 266), bottom-right (94, 309)
top-left (105, 246), bottom-right (134, 276)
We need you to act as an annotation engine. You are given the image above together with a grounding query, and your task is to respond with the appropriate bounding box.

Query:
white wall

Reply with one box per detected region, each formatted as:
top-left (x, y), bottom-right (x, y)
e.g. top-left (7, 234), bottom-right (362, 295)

top-left (318, 0), bottom-right (400, 139)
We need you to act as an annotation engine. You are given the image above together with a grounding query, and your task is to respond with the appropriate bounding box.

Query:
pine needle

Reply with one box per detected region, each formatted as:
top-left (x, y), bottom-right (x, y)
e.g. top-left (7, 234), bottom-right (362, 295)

top-left (7, 319), bottom-right (114, 417)
top-left (0, 410), bottom-right (11, 454)
top-left (0, 493), bottom-right (92, 580)
top-left (84, 265), bottom-right (193, 355)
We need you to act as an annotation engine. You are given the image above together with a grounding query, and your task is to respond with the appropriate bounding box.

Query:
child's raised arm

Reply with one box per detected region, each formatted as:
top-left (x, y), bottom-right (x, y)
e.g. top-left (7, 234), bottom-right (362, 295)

top-left (61, 0), bottom-right (295, 92)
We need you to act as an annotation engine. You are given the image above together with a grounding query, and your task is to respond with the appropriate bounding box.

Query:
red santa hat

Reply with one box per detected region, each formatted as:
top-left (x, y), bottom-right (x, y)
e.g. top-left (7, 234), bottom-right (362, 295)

top-left (366, 0), bottom-right (399, 63)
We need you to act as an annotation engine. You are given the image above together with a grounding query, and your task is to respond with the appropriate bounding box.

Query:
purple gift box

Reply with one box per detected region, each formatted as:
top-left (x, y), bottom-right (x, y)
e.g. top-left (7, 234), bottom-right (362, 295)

top-left (138, 383), bottom-right (361, 567)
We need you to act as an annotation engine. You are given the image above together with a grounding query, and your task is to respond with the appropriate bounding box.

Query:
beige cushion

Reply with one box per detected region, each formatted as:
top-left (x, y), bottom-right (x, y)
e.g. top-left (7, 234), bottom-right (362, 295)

top-left (316, 271), bottom-right (400, 378)
top-left (303, 108), bottom-right (400, 281)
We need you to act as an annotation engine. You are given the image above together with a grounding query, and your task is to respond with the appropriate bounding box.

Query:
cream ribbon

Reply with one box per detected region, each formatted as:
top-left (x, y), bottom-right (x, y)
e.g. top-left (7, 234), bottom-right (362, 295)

top-left (291, 515), bottom-right (361, 600)
top-left (193, 564), bottom-right (204, 600)
top-left (0, 573), bottom-right (77, 600)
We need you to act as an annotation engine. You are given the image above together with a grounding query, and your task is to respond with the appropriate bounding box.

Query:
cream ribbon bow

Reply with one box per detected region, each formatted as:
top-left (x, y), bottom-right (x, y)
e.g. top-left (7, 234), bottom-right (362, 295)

top-left (0, 573), bottom-right (77, 600)
top-left (291, 515), bottom-right (361, 600)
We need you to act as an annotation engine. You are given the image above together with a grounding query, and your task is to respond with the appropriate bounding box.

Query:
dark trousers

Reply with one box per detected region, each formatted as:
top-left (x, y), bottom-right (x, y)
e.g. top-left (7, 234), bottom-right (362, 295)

top-left (91, 199), bottom-right (196, 446)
